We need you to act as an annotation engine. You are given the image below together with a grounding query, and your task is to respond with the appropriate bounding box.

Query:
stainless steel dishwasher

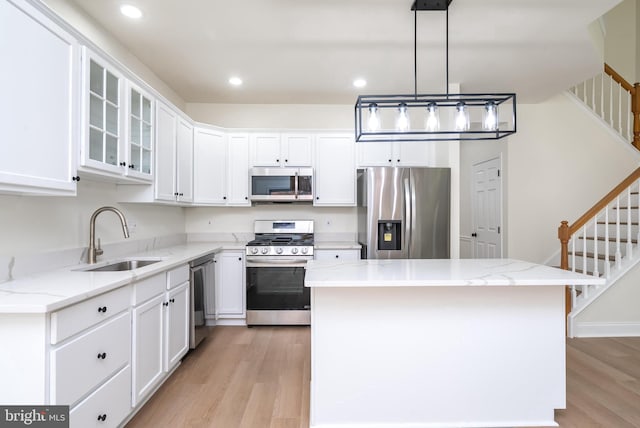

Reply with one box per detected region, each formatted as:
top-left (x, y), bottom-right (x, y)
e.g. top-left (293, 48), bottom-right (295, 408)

top-left (189, 254), bottom-right (214, 348)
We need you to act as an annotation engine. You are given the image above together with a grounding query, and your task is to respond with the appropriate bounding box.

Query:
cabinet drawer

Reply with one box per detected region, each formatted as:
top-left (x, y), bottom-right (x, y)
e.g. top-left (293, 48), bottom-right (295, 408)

top-left (167, 264), bottom-right (189, 289)
top-left (314, 250), bottom-right (360, 261)
top-left (131, 273), bottom-right (165, 305)
top-left (69, 365), bottom-right (131, 428)
top-left (50, 311), bottom-right (131, 406)
top-left (51, 285), bottom-right (131, 344)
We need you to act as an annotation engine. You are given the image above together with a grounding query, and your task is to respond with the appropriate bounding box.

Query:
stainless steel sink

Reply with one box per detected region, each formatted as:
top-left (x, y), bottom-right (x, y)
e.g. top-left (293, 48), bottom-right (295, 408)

top-left (78, 258), bottom-right (163, 272)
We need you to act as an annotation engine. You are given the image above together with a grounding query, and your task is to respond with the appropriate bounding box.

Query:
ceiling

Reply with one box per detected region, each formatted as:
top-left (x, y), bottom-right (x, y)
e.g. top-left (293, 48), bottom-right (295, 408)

top-left (64, 0), bottom-right (621, 104)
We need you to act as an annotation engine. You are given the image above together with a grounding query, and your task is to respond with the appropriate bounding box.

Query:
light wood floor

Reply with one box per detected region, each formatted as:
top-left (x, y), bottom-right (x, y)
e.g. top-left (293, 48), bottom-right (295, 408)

top-left (126, 327), bottom-right (640, 428)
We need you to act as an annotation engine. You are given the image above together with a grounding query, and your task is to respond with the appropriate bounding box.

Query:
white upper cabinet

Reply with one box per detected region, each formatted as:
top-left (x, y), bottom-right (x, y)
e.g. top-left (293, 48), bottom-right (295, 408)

top-left (357, 141), bottom-right (434, 167)
top-left (314, 133), bottom-right (356, 206)
top-left (249, 132), bottom-right (312, 167)
top-left (155, 101), bottom-right (193, 204)
top-left (124, 82), bottom-right (154, 181)
top-left (193, 127), bottom-right (227, 205)
top-left (226, 133), bottom-right (250, 206)
top-left (0, 0), bottom-right (79, 195)
top-left (80, 48), bottom-right (125, 176)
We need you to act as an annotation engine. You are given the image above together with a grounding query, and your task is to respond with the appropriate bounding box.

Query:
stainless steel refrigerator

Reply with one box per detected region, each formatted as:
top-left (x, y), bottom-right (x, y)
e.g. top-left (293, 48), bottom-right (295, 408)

top-left (357, 167), bottom-right (450, 259)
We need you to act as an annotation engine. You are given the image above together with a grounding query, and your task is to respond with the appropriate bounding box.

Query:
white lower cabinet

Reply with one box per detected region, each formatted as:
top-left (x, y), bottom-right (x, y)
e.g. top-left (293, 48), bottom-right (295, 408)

top-left (69, 365), bottom-right (131, 428)
top-left (215, 251), bottom-right (245, 319)
top-left (132, 266), bottom-right (189, 406)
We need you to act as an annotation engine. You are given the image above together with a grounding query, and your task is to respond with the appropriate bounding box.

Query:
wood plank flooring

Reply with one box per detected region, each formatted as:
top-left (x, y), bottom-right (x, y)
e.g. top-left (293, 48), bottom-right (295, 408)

top-left (125, 328), bottom-right (640, 428)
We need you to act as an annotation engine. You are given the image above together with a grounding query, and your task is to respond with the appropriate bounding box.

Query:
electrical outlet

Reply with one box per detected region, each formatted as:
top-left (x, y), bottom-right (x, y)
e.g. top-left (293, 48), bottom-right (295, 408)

top-left (128, 222), bottom-right (137, 235)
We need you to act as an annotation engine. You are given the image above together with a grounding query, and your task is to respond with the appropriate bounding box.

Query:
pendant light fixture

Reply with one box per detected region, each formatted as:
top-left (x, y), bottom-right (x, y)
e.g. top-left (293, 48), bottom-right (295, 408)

top-left (354, 0), bottom-right (516, 142)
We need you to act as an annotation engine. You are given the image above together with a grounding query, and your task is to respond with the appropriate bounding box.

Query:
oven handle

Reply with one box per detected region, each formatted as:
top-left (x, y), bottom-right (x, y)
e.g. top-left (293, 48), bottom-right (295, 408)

top-left (246, 260), bottom-right (309, 268)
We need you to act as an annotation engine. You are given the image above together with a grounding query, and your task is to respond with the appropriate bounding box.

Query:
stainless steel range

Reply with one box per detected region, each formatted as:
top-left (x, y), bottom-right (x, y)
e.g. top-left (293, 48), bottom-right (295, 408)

top-left (245, 220), bottom-right (314, 325)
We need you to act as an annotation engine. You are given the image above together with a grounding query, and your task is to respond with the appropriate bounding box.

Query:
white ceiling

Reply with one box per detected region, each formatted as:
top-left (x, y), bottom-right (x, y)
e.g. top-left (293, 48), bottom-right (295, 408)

top-left (65, 0), bottom-right (621, 104)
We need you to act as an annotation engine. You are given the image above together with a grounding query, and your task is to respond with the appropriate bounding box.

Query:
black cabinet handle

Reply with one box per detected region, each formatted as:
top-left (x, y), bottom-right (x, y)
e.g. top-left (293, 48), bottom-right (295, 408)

top-left (174, 192), bottom-right (179, 196)
top-left (119, 162), bottom-right (126, 167)
top-left (471, 233), bottom-right (477, 237)
top-left (72, 176), bottom-right (80, 181)
top-left (163, 301), bottom-right (169, 307)
top-left (129, 164), bottom-right (135, 169)
top-left (97, 414), bottom-right (107, 421)
top-left (170, 298), bottom-right (175, 303)
top-left (98, 306), bottom-right (107, 313)
top-left (179, 193), bottom-right (184, 196)
top-left (97, 352), bottom-right (107, 359)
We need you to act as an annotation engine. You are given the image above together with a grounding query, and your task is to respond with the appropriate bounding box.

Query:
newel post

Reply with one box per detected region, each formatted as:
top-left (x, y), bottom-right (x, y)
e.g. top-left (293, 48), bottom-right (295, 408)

top-left (633, 83), bottom-right (640, 150)
top-left (558, 220), bottom-right (570, 270)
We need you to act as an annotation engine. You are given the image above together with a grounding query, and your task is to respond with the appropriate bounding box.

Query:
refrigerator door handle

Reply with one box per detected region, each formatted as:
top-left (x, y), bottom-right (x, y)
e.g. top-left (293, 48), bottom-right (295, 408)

top-left (403, 177), bottom-right (411, 255)
top-left (410, 172), bottom-right (417, 255)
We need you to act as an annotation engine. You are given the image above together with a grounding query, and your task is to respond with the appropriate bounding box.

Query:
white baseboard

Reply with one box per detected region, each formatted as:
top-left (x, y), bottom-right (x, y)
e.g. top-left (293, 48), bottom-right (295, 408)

top-left (572, 321), bottom-right (640, 337)
top-left (215, 318), bottom-right (247, 326)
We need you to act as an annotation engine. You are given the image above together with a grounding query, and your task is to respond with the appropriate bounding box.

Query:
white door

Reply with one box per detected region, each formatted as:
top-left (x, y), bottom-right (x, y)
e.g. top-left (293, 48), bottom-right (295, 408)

top-left (165, 282), bottom-right (189, 371)
top-left (215, 252), bottom-right (245, 318)
top-left (227, 133), bottom-right (250, 205)
top-left (132, 294), bottom-right (164, 406)
top-left (154, 101), bottom-right (177, 201)
top-left (472, 157), bottom-right (502, 258)
top-left (193, 127), bottom-right (226, 204)
top-left (314, 133), bottom-right (356, 206)
top-left (176, 117), bottom-right (193, 203)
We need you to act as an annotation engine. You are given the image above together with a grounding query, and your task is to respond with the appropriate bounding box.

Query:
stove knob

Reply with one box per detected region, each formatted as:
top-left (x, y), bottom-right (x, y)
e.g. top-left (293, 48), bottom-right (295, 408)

top-left (276, 247), bottom-right (283, 254)
top-left (291, 248), bottom-right (298, 254)
top-left (301, 247), bottom-right (308, 254)
top-left (251, 247), bottom-right (259, 255)
top-left (261, 248), bottom-right (269, 255)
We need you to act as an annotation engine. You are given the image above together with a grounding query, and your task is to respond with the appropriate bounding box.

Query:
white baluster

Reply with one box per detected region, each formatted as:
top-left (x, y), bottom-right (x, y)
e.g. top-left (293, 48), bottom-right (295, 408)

top-left (637, 180), bottom-right (640, 248)
top-left (593, 218), bottom-right (599, 277)
top-left (571, 285), bottom-right (577, 310)
top-left (604, 209), bottom-right (611, 277)
top-left (609, 76), bottom-right (614, 127)
top-left (616, 196), bottom-right (622, 268)
top-left (591, 76), bottom-right (596, 110)
top-left (627, 187), bottom-right (633, 258)
top-left (582, 225), bottom-right (588, 275)
top-left (571, 236), bottom-right (576, 273)
top-left (618, 83), bottom-right (623, 136)
top-left (627, 91), bottom-right (632, 142)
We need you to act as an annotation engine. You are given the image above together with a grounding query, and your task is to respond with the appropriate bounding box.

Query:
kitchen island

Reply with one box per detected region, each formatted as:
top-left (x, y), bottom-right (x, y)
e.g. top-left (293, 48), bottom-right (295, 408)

top-left (305, 258), bottom-right (604, 428)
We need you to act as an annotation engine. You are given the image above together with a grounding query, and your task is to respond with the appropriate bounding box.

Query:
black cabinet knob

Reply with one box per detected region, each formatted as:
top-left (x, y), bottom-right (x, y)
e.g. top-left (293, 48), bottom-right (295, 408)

top-left (97, 352), bottom-right (107, 359)
top-left (316, 196), bottom-right (319, 200)
top-left (174, 192), bottom-right (179, 196)
top-left (98, 306), bottom-right (107, 313)
top-left (245, 196), bottom-right (248, 200)
top-left (397, 159), bottom-right (400, 162)
top-left (179, 193), bottom-right (184, 196)
top-left (119, 162), bottom-right (126, 167)
top-left (223, 196), bottom-right (227, 200)
top-left (129, 164), bottom-right (135, 169)
top-left (276, 159), bottom-right (280, 163)
top-left (97, 414), bottom-right (107, 421)
top-left (388, 159), bottom-right (392, 162)
top-left (284, 159), bottom-right (288, 163)
top-left (72, 176), bottom-right (80, 181)
top-left (170, 298), bottom-right (175, 303)
top-left (335, 255), bottom-right (339, 258)
top-left (238, 257), bottom-right (242, 261)
top-left (471, 233), bottom-right (477, 237)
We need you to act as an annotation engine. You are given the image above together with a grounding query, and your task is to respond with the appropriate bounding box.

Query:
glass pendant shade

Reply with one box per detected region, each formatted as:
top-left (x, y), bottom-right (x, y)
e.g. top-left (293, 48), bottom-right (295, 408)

top-left (425, 102), bottom-right (440, 131)
top-left (454, 102), bottom-right (470, 131)
top-left (367, 103), bottom-right (381, 131)
top-left (396, 103), bottom-right (410, 132)
top-left (483, 101), bottom-right (498, 131)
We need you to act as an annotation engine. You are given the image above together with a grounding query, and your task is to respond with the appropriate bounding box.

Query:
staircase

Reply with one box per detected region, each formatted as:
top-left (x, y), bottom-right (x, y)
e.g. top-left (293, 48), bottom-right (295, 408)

top-left (559, 64), bottom-right (640, 336)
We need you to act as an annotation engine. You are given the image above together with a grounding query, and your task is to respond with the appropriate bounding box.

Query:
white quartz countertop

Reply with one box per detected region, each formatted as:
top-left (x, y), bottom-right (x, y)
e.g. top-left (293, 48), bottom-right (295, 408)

top-left (305, 258), bottom-right (606, 287)
top-left (0, 242), bottom-right (245, 314)
top-left (314, 242), bottom-right (361, 250)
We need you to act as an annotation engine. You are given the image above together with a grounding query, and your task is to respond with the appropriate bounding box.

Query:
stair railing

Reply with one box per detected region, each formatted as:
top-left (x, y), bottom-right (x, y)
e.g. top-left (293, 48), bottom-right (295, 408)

top-left (570, 63), bottom-right (640, 150)
top-left (558, 167), bottom-right (640, 314)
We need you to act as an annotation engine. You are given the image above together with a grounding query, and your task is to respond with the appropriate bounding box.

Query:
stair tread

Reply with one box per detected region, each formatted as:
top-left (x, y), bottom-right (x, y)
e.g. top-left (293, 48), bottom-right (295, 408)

top-left (612, 206), bottom-right (639, 209)
top-left (572, 268), bottom-right (603, 277)
top-left (597, 221), bottom-right (639, 225)
top-left (568, 251), bottom-right (616, 261)
top-left (578, 236), bottom-right (638, 244)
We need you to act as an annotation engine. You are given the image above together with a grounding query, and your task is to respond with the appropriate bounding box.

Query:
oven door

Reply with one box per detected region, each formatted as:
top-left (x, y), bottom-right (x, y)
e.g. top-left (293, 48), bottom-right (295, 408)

top-left (246, 259), bottom-right (310, 325)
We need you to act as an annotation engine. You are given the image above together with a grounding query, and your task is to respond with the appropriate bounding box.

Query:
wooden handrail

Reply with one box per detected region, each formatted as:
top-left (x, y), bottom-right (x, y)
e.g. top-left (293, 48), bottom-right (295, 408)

top-left (604, 63), bottom-right (640, 149)
top-left (605, 63), bottom-right (635, 94)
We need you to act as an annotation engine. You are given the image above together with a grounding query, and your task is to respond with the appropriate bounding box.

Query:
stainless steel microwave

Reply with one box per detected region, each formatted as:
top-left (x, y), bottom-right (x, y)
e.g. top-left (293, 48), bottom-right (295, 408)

top-left (249, 167), bottom-right (313, 202)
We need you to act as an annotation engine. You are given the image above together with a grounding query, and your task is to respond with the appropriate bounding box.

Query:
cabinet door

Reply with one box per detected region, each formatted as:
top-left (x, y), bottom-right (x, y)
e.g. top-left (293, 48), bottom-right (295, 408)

top-left (176, 117), bottom-right (193, 203)
top-left (132, 294), bottom-right (164, 406)
top-left (165, 282), bottom-right (189, 371)
top-left (250, 133), bottom-right (281, 166)
top-left (125, 82), bottom-right (154, 181)
top-left (193, 127), bottom-right (227, 204)
top-left (314, 133), bottom-right (356, 206)
top-left (357, 142), bottom-right (393, 167)
top-left (0, 0), bottom-right (78, 195)
top-left (227, 133), bottom-right (250, 206)
top-left (81, 48), bottom-right (125, 175)
top-left (155, 101), bottom-right (177, 201)
top-left (395, 142), bottom-right (433, 167)
top-left (215, 252), bottom-right (245, 318)
top-left (282, 133), bottom-right (313, 167)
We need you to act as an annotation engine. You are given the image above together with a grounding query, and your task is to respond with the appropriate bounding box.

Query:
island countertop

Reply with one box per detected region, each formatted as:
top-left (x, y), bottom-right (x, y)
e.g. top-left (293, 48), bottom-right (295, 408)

top-left (304, 258), bottom-right (605, 287)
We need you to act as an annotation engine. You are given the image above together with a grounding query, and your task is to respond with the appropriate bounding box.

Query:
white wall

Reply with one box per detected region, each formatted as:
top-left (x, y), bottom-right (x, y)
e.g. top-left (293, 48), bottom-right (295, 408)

top-left (505, 93), bottom-right (639, 263)
top-left (0, 180), bottom-right (185, 256)
top-left (604, 0), bottom-right (637, 81)
top-left (42, 0), bottom-right (185, 109)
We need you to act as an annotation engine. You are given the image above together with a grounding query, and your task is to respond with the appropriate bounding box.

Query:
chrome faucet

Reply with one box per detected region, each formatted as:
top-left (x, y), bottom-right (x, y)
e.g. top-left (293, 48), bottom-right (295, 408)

top-left (88, 206), bottom-right (130, 264)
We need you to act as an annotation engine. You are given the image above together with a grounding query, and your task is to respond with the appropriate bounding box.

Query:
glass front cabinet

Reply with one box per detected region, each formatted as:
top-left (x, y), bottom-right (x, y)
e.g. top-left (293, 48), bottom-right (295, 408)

top-left (81, 48), bottom-right (153, 182)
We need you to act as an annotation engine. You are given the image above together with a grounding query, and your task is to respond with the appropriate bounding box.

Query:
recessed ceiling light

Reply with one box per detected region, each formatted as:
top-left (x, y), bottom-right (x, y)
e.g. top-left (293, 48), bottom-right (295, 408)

top-left (353, 78), bottom-right (367, 88)
top-left (120, 4), bottom-right (143, 19)
top-left (229, 76), bottom-right (243, 86)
